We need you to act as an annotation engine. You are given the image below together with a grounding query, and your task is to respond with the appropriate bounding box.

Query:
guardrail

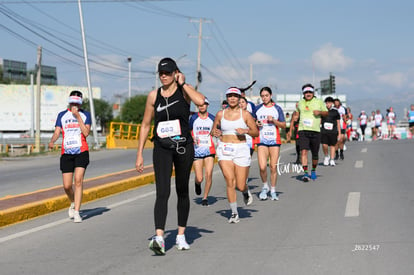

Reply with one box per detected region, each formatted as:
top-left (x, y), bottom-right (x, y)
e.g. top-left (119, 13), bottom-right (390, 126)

top-left (106, 122), bottom-right (154, 149)
top-left (0, 136), bottom-right (106, 154)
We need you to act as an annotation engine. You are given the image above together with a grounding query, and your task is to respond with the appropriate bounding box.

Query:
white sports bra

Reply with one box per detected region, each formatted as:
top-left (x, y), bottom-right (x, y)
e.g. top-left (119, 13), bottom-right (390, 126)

top-left (220, 108), bottom-right (248, 135)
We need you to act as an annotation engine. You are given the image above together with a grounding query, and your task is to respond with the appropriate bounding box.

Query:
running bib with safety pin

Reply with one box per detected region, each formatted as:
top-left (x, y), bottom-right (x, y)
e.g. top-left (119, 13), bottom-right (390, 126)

top-left (156, 119), bottom-right (181, 138)
top-left (303, 118), bottom-right (314, 127)
top-left (222, 143), bottom-right (236, 156)
top-left (323, 122), bottom-right (334, 130)
top-left (64, 135), bottom-right (81, 149)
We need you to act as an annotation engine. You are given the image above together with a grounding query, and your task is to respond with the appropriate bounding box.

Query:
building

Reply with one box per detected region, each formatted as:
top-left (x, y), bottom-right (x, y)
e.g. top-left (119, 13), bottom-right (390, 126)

top-left (0, 58), bottom-right (57, 85)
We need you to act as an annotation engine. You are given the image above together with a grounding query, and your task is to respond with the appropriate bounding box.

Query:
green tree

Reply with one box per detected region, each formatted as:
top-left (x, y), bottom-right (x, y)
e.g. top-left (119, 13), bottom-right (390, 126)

top-left (120, 95), bottom-right (147, 123)
top-left (83, 98), bottom-right (113, 134)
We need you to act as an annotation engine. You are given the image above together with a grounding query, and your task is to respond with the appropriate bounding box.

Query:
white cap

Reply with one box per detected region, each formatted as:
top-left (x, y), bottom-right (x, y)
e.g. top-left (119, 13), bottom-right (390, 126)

top-left (225, 87), bottom-right (241, 96)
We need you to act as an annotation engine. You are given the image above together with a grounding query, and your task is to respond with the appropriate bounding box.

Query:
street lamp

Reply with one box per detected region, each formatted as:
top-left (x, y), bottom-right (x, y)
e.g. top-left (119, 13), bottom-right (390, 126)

top-left (127, 57), bottom-right (132, 99)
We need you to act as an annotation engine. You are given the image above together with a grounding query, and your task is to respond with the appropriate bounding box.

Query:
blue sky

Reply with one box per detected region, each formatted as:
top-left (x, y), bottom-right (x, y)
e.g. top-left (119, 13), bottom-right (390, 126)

top-left (1, 0), bottom-right (414, 115)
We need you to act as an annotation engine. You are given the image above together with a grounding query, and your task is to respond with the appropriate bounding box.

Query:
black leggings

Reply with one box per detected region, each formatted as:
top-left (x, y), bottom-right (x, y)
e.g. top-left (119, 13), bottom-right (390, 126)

top-left (152, 142), bottom-right (194, 231)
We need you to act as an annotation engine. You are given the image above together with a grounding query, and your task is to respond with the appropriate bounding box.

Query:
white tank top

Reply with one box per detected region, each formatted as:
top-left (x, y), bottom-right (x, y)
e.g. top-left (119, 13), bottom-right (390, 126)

top-left (220, 108), bottom-right (248, 136)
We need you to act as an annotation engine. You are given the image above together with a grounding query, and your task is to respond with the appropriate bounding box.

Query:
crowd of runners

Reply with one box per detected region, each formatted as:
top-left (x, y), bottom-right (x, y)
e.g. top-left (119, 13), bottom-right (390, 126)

top-left (49, 57), bottom-right (414, 256)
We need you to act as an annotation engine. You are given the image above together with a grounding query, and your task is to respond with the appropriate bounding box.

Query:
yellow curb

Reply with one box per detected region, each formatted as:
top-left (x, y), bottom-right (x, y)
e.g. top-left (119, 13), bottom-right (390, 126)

top-left (0, 172), bottom-right (155, 228)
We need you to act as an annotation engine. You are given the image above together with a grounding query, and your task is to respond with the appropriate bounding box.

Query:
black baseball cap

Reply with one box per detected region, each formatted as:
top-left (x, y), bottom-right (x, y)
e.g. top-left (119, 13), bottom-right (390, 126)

top-left (158, 57), bottom-right (178, 73)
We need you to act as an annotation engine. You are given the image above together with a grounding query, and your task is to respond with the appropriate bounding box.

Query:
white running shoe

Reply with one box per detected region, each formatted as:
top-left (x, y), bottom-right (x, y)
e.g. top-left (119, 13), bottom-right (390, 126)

top-left (176, 235), bottom-right (190, 251)
top-left (343, 144), bottom-right (347, 151)
top-left (68, 206), bottom-right (75, 219)
top-left (149, 236), bottom-right (165, 255)
top-left (228, 213), bottom-right (240, 224)
top-left (259, 187), bottom-right (269, 200)
top-left (270, 191), bottom-right (279, 201)
top-left (323, 156), bottom-right (330, 166)
top-left (73, 211), bottom-right (82, 223)
top-left (329, 159), bottom-right (336, 166)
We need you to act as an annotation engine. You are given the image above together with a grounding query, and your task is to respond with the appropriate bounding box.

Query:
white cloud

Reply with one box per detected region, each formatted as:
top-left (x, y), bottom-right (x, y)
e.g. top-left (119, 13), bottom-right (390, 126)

top-left (377, 72), bottom-right (406, 88)
top-left (248, 52), bottom-right (279, 65)
top-left (312, 43), bottom-right (353, 72)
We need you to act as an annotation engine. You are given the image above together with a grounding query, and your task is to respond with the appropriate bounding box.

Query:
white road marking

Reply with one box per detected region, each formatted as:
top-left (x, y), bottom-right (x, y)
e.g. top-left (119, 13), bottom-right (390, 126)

top-left (361, 148), bottom-right (367, 153)
top-left (345, 192), bottom-right (361, 217)
top-left (355, 160), bottom-right (364, 168)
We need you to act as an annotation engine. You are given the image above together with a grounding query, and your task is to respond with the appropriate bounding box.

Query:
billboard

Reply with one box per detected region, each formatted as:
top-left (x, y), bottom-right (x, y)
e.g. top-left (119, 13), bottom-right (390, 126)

top-left (0, 84), bottom-right (101, 131)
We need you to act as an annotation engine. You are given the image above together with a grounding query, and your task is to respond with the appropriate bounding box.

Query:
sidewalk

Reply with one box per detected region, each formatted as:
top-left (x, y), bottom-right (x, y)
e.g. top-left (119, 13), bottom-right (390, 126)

top-left (0, 165), bottom-right (155, 228)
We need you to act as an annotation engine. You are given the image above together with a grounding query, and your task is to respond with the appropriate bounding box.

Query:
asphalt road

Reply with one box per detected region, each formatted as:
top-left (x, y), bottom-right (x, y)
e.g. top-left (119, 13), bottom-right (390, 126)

top-left (0, 140), bottom-right (413, 275)
top-left (0, 148), bottom-right (153, 197)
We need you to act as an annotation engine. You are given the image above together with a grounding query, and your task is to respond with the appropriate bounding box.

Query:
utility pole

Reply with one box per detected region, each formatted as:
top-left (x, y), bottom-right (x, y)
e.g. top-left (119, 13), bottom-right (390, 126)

top-left (78, 0), bottom-right (99, 149)
top-left (34, 46), bottom-right (42, 153)
top-left (249, 64), bottom-right (253, 98)
top-left (127, 56), bottom-right (132, 99)
top-left (189, 18), bottom-right (210, 91)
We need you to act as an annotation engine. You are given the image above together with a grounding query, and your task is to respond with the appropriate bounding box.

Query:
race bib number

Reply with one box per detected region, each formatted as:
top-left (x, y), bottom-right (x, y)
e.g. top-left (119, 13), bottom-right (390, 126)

top-left (410, 115), bottom-right (414, 121)
top-left (197, 135), bottom-right (212, 147)
top-left (303, 118), bottom-right (314, 127)
top-left (64, 135), bottom-right (81, 149)
top-left (222, 143), bottom-right (236, 156)
top-left (262, 125), bottom-right (276, 139)
top-left (323, 122), bottom-right (334, 130)
top-left (157, 120), bottom-right (181, 138)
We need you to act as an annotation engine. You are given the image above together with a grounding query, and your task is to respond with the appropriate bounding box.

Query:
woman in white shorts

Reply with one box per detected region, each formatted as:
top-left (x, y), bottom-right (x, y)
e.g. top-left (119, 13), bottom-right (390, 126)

top-left (212, 87), bottom-right (259, 223)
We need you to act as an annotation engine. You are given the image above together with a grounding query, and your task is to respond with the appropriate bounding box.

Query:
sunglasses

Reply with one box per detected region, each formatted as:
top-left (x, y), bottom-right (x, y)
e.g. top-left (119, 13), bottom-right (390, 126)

top-left (159, 71), bottom-right (173, 76)
top-left (303, 91), bottom-right (314, 94)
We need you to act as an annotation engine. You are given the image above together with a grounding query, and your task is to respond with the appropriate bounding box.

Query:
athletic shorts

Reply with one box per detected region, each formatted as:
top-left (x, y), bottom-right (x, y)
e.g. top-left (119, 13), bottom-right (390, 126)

top-left (298, 131), bottom-right (321, 158)
top-left (375, 125), bottom-right (381, 129)
top-left (257, 143), bottom-right (281, 147)
top-left (321, 133), bottom-right (338, 146)
top-left (387, 122), bottom-right (395, 126)
top-left (194, 154), bottom-right (215, 161)
top-left (60, 151), bottom-right (89, 173)
top-left (340, 129), bottom-right (346, 134)
top-left (409, 122), bottom-right (414, 128)
top-left (217, 142), bottom-right (251, 167)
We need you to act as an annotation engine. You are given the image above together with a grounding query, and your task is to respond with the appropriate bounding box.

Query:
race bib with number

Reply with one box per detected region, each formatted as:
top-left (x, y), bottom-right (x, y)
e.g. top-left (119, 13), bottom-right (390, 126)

top-left (196, 135), bottom-right (212, 147)
top-left (262, 125), bottom-right (276, 139)
top-left (323, 122), bottom-right (334, 130)
top-left (222, 143), bottom-right (236, 156)
top-left (64, 135), bottom-right (81, 149)
top-left (156, 119), bottom-right (181, 138)
top-left (303, 118), bottom-right (314, 127)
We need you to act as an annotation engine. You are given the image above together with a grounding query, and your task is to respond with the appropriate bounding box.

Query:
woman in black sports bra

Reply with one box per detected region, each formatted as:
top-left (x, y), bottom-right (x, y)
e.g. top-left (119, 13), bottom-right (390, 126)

top-left (135, 57), bottom-right (205, 255)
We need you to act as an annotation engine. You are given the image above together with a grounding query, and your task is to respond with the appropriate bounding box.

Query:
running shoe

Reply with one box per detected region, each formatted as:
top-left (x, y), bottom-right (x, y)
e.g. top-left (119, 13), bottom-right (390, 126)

top-left (311, 171), bottom-right (317, 181)
top-left (323, 156), bottom-right (330, 166)
top-left (329, 159), bottom-right (336, 166)
top-left (340, 151), bottom-right (344, 160)
top-left (228, 213), bottom-right (240, 224)
top-left (259, 187), bottom-right (269, 200)
top-left (195, 182), bottom-right (201, 195)
top-left (270, 191), bottom-right (279, 201)
top-left (73, 211), bottom-right (82, 223)
top-left (201, 199), bottom-right (209, 207)
top-left (149, 236), bottom-right (165, 255)
top-left (176, 235), bottom-right (190, 251)
top-left (243, 189), bottom-right (253, 206)
top-left (302, 173), bottom-right (310, 182)
top-left (68, 205), bottom-right (75, 219)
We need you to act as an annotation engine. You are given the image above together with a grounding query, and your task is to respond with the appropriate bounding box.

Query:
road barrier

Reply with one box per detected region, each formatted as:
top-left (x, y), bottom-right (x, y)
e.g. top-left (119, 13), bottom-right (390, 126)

top-left (106, 122), bottom-right (154, 149)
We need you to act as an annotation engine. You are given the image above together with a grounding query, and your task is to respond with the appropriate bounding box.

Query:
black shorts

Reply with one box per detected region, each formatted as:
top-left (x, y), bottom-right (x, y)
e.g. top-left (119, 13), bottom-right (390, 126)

top-left (340, 129), bottom-right (346, 134)
top-left (409, 122), bottom-right (414, 128)
top-left (194, 154), bottom-right (215, 161)
top-left (321, 132), bottom-right (338, 146)
top-left (298, 131), bottom-right (321, 158)
top-left (60, 151), bottom-right (90, 173)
